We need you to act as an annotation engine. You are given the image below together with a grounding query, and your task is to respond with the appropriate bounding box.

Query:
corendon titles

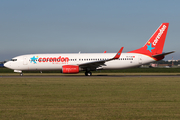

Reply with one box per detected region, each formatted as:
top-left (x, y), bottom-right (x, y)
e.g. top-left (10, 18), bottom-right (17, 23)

top-left (153, 25), bottom-right (166, 46)
top-left (38, 56), bottom-right (69, 63)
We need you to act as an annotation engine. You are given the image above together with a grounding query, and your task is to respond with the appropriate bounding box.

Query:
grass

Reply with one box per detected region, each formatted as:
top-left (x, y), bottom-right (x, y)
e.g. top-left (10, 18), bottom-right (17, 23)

top-left (1, 77), bottom-right (180, 119)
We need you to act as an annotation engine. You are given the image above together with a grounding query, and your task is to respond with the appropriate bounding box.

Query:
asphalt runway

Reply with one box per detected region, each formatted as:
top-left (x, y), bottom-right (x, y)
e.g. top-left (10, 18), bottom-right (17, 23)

top-left (1, 75), bottom-right (180, 78)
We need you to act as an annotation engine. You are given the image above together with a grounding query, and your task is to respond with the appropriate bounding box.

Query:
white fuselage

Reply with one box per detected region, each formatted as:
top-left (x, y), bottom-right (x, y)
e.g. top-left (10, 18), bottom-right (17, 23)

top-left (4, 53), bottom-right (155, 72)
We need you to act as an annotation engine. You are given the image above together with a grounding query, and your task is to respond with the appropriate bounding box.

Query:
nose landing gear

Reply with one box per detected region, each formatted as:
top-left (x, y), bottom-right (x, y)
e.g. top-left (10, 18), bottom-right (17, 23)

top-left (20, 73), bottom-right (23, 76)
top-left (85, 71), bottom-right (92, 76)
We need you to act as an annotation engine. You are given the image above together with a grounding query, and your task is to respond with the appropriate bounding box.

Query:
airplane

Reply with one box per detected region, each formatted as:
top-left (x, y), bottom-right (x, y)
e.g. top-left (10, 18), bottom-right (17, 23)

top-left (4, 23), bottom-right (174, 76)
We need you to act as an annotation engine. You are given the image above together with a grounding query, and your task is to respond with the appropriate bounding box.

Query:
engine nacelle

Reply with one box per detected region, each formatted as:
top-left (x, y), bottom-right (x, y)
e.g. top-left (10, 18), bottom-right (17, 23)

top-left (62, 65), bottom-right (79, 74)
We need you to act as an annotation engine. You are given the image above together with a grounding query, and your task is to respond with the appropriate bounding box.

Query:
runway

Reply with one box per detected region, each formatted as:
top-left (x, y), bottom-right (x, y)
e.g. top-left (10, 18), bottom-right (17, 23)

top-left (1, 74), bottom-right (180, 78)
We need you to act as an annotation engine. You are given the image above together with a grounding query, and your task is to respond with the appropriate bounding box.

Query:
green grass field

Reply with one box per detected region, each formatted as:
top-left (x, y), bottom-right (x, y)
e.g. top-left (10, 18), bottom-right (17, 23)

top-left (1, 77), bottom-right (180, 119)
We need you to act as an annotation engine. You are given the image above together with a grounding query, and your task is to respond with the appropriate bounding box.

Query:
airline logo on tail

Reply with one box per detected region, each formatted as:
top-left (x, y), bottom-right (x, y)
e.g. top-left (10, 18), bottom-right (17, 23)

top-left (146, 24), bottom-right (167, 53)
top-left (146, 42), bottom-right (155, 52)
top-left (153, 25), bottom-right (167, 46)
top-left (128, 23), bottom-right (169, 56)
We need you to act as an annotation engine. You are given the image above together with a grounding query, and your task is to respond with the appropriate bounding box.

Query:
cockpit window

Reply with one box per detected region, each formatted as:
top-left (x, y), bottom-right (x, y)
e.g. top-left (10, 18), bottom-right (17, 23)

top-left (11, 59), bottom-right (17, 61)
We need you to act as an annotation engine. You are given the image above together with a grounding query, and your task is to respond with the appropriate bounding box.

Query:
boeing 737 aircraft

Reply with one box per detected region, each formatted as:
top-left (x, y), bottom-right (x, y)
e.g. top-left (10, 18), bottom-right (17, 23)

top-left (4, 23), bottom-right (174, 76)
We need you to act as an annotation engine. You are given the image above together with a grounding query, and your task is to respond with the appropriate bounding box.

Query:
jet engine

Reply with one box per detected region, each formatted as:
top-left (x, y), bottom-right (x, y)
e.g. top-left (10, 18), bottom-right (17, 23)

top-left (62, 65), bottom-right (79, 74)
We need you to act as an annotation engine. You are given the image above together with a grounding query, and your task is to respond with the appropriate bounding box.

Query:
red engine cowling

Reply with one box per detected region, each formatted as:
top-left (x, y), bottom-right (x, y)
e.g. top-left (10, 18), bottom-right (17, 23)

top-left (62, 65), bottom-right (79, 74)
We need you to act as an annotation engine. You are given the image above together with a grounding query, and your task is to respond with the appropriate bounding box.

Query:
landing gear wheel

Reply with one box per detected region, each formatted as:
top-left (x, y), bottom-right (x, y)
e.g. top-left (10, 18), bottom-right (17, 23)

top-left (85, 71), bottom-right (92, 76)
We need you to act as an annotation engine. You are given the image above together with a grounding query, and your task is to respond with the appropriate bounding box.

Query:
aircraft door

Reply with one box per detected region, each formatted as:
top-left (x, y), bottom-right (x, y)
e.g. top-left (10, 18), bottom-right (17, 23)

top-left (138, 55), bottom-right (142, 64)
top-left (23, 56), bottom-right (28, 65)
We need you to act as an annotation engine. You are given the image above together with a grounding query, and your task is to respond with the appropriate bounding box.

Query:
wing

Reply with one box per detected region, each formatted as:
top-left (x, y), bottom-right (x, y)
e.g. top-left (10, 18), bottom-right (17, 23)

top-left (78, 47), bottom-right (124, 70)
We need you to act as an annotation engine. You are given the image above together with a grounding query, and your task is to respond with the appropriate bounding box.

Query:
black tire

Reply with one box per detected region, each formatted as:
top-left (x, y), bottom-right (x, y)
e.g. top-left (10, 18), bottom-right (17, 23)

top-left (85, 71), bottom-right (92, 76)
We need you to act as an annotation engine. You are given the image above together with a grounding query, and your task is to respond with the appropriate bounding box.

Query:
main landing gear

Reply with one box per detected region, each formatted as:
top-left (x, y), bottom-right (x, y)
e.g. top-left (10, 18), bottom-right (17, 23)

top-left (85, 71), bottom-right (92, 76)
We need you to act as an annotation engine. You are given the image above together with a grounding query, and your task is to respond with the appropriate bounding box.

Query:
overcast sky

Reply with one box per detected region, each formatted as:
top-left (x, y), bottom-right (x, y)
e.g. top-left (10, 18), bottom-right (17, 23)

top-left (1, 0), bottom-right (180, 61)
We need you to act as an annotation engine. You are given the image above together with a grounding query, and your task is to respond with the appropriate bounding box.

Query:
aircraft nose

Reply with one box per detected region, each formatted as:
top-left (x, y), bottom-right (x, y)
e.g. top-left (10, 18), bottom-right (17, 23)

top-left (4, 62), bottom-right (10, 68)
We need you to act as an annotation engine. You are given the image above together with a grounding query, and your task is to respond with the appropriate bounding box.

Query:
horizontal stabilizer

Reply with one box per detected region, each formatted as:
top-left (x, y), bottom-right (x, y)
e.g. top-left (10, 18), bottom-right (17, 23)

top-left (151, 51), bottom-right (175, 57)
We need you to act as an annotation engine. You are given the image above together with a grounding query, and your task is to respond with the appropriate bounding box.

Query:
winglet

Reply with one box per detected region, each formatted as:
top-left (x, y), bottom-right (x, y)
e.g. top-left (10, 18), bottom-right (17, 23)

top-left (113, 47), bottom-right (124, 59)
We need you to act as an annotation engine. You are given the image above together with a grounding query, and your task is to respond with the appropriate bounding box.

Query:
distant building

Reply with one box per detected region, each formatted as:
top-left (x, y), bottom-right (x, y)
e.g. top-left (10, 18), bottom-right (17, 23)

top-left (150, 63), bottom-right (158, 67)
top-left (0, 64), bottom-right (4, 67)
top-left (0, 61), bottom-right (7, 67)
top-left (158, 64), bottom-right (172, 67)
top-left (168, 60), bottom-right (179, 62)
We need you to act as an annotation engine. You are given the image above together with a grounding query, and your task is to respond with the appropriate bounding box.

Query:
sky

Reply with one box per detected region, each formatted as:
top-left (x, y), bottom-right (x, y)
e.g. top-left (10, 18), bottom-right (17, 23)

top-left (1, 0), bottom-right (180, 61)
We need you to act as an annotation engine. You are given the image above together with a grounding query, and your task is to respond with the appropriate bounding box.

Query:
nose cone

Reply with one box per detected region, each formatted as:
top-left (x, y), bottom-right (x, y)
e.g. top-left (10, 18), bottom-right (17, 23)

top-left (4, 62), bottom-right (10, 68)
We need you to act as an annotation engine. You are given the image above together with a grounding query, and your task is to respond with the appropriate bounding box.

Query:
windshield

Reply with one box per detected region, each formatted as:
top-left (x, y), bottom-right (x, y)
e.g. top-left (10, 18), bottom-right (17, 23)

top-left (11, 59), bottom-right (17, 61)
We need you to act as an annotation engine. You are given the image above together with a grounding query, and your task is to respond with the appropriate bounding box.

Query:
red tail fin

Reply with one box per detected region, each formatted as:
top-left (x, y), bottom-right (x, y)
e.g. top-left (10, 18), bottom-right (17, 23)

top-left (128, 23), bottom-right (169, 56)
